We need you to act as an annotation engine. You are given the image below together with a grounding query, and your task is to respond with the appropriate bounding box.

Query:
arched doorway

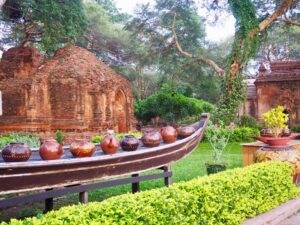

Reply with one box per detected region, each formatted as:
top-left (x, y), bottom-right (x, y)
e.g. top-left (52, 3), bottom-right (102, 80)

top-left (115, 90), bottom-right (127, 133)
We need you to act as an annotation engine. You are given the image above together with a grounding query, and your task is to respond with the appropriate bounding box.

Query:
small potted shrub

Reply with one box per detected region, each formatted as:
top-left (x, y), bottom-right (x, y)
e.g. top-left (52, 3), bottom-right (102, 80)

top-left (262, 106), bottom-right (288, 138)
top-left (205, 121), bottom-right (234, 175)
top-left (251, 106), bottom-right (299, 146)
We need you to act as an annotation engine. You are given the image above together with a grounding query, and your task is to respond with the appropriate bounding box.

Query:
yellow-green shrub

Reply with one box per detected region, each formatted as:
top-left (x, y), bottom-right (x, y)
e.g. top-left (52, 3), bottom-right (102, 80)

top-left (4, 162), bottom-right (299, 225)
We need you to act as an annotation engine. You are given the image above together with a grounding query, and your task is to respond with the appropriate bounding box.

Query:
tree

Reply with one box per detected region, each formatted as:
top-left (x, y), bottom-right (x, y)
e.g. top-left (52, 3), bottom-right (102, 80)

top-left (126, 0), bottom-right (222, 102)
top-left (129, 0), bottom-right (299, 122)
top-left (95, 0), bottom-right (129, 23)
top-left (1, 0), bottom-right (87, 54)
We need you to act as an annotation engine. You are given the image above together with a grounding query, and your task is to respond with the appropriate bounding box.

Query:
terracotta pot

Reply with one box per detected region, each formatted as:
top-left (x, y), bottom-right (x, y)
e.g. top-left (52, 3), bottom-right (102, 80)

top-left (249, 135), bottom-right (300, 147)
top-left (120, 135), bottom-right (139, 151)
top-left (1, 142), bottom-right (31, 162)
top-left (70, 139), bottom-right (96, 157)
top-left (101, 134), bottom-right (119, 154)
top-left (161, 126), bottom-right (177, 143)
top-left (177, 126), bottom-right (196, 139)
top-left (282, 128), bottom-right (292, 137)
top-left (260, 128), bottom-right (283, 137)
top-left (39, 139), bottom-right (63, 160)
top-left (141, 130), bottom-right (162, 147)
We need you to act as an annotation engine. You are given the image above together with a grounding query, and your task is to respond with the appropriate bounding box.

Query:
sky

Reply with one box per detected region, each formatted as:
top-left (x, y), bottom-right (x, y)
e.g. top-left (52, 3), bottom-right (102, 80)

top-left (114, 0), bottom-right (235, 43)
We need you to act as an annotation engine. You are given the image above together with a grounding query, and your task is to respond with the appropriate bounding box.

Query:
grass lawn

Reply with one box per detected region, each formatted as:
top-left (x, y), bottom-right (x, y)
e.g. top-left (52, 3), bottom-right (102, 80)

top-left (0, 142), bottom-right (243, 221)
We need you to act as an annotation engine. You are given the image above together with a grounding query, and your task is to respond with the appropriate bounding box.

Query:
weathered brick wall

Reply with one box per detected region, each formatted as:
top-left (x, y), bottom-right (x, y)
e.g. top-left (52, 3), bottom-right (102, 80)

top-left (0, 46), bottom-right (136, 137)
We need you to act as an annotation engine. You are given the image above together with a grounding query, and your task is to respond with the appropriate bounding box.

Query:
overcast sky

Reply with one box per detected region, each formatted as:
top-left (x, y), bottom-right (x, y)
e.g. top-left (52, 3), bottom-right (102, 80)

top-left (114, 0), bottom-right (235, 43)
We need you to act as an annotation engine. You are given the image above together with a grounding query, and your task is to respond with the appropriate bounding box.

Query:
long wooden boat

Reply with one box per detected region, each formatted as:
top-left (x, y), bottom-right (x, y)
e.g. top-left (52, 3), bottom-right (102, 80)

top-left (0, 113), bottom-right (209, 195)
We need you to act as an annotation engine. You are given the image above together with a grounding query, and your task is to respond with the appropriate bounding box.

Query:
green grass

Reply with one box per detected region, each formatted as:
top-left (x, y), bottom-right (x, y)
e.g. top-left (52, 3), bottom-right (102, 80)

top-left (0, 142), bottom-right (242, 222)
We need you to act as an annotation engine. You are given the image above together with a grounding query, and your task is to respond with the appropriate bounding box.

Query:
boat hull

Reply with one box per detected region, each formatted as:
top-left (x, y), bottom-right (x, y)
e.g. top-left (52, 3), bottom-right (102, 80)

top-left (0, 114), bottom-right (209, 195)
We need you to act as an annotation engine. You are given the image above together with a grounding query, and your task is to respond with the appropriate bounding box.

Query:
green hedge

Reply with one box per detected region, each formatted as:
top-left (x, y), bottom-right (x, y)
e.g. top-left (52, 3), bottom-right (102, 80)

top-left (203, 126), bottom-right (260, 143)
top-left (4, 162), bottom-right (299, 225)
top-left (135, 86), bottom-right (215, 124)
top-left (230, 127), bottom-right (260, 142)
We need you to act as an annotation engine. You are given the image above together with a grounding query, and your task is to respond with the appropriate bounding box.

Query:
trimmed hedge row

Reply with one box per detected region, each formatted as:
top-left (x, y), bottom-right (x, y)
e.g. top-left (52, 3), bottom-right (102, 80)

top-left (4, 162), bottom-right (299, 225)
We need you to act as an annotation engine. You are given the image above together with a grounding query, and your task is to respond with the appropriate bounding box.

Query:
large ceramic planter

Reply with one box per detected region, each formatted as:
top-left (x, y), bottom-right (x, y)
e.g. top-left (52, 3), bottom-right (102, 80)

top-left (205, 162), bottom-right (227, 175)
top-left (1, 142), bottom-right (31, 162)
top-left (255, 145), bottom-right (300, 184)
top-left (39, 139), bottom-right (63, 160)
top-left (101, 134), bottom-right (119, 154)
top-left (70, 139), bottom-right (96, 158)
top-left (250, 134), bottom-right (300, 147)
top-left (141, 130), bottom-right (162, 147)
top-left (120, 135), bottom-right (139, 151)
top-left (161, 126), bottom-right (177, 143)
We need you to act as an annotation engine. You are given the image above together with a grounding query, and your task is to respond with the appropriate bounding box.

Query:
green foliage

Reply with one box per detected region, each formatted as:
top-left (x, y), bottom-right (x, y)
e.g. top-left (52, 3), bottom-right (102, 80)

top-left (218, 0), bottom-right (260, 123)
top-left (0, 133), bottom-right (40, 148)
top-left (205, 121), bottom-right (233, 163)
top-left (204, 126), bottom-right (260, 143)
top-left (230, 127), bottom-right (260, 142)
top-left (55, 130), bottom-right (64, 144)
top-left (2, 0), bottom-right (87, 54)
top-left (239, 115), bottom-right (258, 128)
top-left (0, 136), bottom-right (15, 149)
top-left (5, 162), bottom-right (299, 225)
top-left (92, 131), bottom-right (142, 143)
top-left (292, 125), bottom-right (300, 133)
top-left (262, 106), bottom-right (289, 138)
top-left (95, 0), bottom-right (129, 23)
top-left (135, 86), bottom-right (215, 124)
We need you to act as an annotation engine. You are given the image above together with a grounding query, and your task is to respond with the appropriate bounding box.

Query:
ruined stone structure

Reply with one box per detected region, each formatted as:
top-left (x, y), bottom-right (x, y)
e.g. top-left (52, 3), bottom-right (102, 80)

top-left (240, 60), bottom-right (300, 126)
top-left (0, 46), bottom-right (136, 135)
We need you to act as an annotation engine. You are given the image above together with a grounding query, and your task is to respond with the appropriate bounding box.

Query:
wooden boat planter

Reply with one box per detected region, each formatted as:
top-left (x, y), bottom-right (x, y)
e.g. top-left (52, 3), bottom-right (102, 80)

top-left (0, 113), bottom-right (209, 211)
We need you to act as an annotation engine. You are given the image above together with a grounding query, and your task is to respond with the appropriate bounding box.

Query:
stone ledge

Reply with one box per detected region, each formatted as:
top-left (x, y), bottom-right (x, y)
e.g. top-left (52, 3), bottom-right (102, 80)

top-left (243, 196), bottom-right (300, 225)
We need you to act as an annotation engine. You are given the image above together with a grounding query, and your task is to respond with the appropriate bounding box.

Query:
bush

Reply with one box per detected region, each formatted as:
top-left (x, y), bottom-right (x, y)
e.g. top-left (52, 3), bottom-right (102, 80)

top-left (5, 162), bottom-right (299, 225)
top-left (230, 127), bottom-right (260, 142)
top-left (204, 126), bottom-right (260, 143)
top-left (135, 86), bottom-right (215, 124)
top-left (0, 133), bottom-right (40, 148)
top-left (239, 115), bottom-right (257, 128)
top-left (292, 125), bottom-right (300, 133)
top-left (92, 131), bottom-right (142, 143)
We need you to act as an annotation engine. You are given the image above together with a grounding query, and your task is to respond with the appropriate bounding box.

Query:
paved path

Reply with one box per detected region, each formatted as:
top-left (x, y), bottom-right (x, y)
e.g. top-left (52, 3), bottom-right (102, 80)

top-left (277, 212), bottom-right (300, 225)
top-left (243, 197), bottom-right (300, 225)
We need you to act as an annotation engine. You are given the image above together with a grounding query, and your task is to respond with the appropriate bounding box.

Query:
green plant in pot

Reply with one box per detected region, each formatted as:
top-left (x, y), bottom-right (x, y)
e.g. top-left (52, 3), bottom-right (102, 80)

top-left (262, 106), bottom-right (288, 138)
top-left (251, 106), bottom-right (294, 146)
top-left (205, 121), bottom-right (234, 175)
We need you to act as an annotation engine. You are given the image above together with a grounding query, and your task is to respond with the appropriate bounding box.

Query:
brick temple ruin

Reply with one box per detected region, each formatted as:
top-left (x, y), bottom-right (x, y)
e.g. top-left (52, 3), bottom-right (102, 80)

top-left (240, 60), bottom-right (300, 126)
top-left (0, 46), bottom-right (136, 135)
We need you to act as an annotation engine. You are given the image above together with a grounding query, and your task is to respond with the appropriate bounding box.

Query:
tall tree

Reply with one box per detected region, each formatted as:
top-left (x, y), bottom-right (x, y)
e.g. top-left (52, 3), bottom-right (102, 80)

top-left (1, 0), bottom-right (87, 54)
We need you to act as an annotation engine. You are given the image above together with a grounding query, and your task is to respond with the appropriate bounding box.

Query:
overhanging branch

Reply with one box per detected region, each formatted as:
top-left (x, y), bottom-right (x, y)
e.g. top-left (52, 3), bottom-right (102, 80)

top-left (172, 12), bottom-right (225, 75)
top-left (258, 0), bottom-right (295, 31)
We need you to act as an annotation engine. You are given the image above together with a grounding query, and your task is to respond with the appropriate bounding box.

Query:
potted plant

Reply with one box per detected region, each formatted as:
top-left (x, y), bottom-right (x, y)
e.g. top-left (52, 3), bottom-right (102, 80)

top-left (205, 121), bottom-right (234, 175)
top-left (262, 106), bottom-right (288, 138)
top-left (250, 106), bottom-right (298, 146)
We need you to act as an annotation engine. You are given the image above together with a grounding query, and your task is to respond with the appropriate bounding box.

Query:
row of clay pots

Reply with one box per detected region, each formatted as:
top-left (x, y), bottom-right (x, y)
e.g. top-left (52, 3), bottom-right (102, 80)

top-left (1, 125), bottom-right (195, 162)
top-left (140, 125), bottom-right (196, 148)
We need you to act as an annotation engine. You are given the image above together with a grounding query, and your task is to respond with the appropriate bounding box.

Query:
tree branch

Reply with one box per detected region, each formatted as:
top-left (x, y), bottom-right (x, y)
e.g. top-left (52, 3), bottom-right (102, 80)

top-left (258, 0), bottom-right (295, 31)
top-left (172, 12), bottom-right (225, 75)
top-left (280, 13), bottom-right (300, 27)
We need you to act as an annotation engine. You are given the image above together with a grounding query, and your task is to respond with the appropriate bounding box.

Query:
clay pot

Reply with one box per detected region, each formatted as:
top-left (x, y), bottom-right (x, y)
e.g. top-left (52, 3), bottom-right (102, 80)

top-left (141, 130), bottom-right (162, 147)
top-left (101, 134), bottom-right (119, 154)
top-left (39, 139), bottom-right (63, 160)
top-left (161, 126), bottom-right (177, 143)
top-left (1, 142), bottom-right (31, 162)
top-left (177, 126), bottom-right (196, 139)
top-left (70, 139), bottom-right (96, 158)
top-left (120, 135), bottom-right (139, 151)
top-left (282, 128), bottom-right (292, 137)
top-left (260, 128), bottom-right (275, 137)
